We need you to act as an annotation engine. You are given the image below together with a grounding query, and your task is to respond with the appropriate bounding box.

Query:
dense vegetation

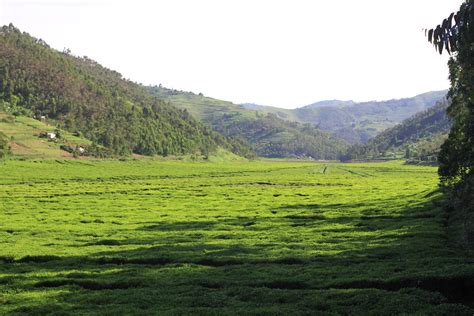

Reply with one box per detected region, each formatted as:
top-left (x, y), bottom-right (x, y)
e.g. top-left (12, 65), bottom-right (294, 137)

top-left (0, 24), bottom-right (252, 157)
top-left (436, 1), bottom-right (474, 187)
top-left (242, 91), bottom-right (446, 144)
top-left (149, 86), bottom-right (347, 159)
top-left (1, 160), bottom-right (473, 314)
top-left (208, 112), bottom-right (348, 159)
top-left (429, 1), bottom-right (474, 253)
top-left (0, 130), bottom-right (10, 158)
top-left (341, 101), bottom-right (451, 162)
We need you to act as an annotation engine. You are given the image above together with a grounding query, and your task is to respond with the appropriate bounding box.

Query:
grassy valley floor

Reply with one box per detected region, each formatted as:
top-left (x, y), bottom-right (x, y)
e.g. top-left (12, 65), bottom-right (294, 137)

top-left (0, 160), bottom-right (473, 314)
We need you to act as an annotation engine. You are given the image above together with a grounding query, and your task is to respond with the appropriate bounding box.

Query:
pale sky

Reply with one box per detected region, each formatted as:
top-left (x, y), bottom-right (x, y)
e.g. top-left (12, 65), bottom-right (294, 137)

top-left (0, 0), bottom-right (465, 108)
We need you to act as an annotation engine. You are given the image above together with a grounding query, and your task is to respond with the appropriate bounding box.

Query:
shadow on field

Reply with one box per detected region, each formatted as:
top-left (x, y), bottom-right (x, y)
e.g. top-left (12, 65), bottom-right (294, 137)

top-left (138, 217), bottom-right (262, 232)
top-left (2, 192), bottom-right (474, 314)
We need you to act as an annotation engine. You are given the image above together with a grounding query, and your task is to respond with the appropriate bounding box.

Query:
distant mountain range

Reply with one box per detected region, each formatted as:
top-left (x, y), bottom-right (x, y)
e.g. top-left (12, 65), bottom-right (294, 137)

top-left (241, 91), bottom-right (447, 144)
top-left (342, 101), bottom-right (451, 161)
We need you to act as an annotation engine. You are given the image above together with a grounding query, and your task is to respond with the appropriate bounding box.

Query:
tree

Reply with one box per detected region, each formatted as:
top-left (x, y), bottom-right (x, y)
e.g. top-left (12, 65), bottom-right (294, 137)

top-left (427, 1), bottom-right (474, 251)
top-left (0, 132), bottom-right (10, 159)
top-left (425, 1), bottom-right (473, 187)
top-left (405, 147), bottom-right (411, 159)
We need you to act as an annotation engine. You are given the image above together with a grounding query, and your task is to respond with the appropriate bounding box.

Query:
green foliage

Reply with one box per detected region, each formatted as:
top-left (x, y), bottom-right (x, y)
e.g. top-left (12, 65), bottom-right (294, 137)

top-left (425, 2), bottom-right (473, 55)
top-left (0, 131), bottom-right (10, 159)
top-left (209, 112), bottom-right (347, 159)
top-left (436, 1), bottom-right (474, 186)
top-left (0, 24), bottom-right (253, 158)
top-left (429, 1), bottom-right (474, 252)
top-left (148, 86), bottom-right (347, 159)
top-left (0, 160), bottom-right (473, 314)
top-left (341, 101), bottom-right (451, 162)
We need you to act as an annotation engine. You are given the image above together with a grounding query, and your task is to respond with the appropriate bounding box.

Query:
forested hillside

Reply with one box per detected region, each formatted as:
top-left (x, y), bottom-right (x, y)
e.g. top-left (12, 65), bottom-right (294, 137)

top-left (242, 91), bottom-right (446, 144)
top-left (341, 101), bottom-right (451, 162)
top-left (0, 24), bottom-right (252, 157)
top-left (149, 86), bottom-right (347, 159)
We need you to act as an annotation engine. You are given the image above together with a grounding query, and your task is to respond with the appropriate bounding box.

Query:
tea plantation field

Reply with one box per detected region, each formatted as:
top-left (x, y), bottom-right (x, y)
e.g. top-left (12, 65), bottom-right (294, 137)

top-left (0, 160), bottom-right (473, 314)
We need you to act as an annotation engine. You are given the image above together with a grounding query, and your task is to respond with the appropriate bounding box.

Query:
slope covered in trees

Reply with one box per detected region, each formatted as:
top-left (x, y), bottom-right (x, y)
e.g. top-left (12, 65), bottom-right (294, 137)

top-left (242, 91), bottom-right (446, 144)
top-left (148, 86), bottom-right (348, 159)
top-left (341, 101), bottom-right (451, 162)
top-left (0, 24), bottom-right (252, 157)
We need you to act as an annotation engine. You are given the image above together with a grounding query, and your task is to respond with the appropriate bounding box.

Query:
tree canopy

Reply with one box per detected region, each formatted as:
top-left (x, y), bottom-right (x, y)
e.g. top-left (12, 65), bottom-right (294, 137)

top-left (425, 2), bottom-right (473, 55)
top-left (426, 1), bottom-right (474, 186)
top-left (426, 1), bottom-right (474, 251)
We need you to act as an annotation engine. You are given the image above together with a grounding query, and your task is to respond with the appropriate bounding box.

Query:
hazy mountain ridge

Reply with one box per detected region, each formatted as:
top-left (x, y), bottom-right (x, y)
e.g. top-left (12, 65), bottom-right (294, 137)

top-left (242, 91), bottom-right (447, 144)
top-left (303, 100), bottom-right (357, 109)
top-left (342, 101), bottom-right (451, 161)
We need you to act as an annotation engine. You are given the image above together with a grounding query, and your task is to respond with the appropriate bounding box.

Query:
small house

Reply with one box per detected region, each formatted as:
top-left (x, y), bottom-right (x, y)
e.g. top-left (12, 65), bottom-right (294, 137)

top-left (46, 132), bottom-right (56, 140)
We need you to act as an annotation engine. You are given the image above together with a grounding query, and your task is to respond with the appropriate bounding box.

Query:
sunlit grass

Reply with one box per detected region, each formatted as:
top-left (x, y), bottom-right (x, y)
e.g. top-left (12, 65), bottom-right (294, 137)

top-left (0, 160), bottom-right (472, 314)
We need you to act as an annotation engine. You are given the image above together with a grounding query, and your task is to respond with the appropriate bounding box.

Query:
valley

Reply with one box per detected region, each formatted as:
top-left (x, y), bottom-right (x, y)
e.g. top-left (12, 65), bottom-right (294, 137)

top-left (1, 1), bottom-right (473, 312)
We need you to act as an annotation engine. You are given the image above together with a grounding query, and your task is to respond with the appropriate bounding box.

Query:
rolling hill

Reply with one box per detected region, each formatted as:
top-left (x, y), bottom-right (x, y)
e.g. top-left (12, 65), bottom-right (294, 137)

top-left (242, 91), bottom-right (447, 144)
top-left (148, 86), bottom-right (348, 159)
top-left (341, 101), bottom-right (451, 162)
top-left (0, 24), bottom-right (252, 158)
